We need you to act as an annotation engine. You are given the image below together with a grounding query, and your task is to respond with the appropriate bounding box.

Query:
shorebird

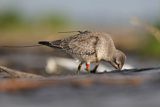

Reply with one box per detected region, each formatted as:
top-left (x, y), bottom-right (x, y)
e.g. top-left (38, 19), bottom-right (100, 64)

top-left (39, 31), bottom-right (126, 74)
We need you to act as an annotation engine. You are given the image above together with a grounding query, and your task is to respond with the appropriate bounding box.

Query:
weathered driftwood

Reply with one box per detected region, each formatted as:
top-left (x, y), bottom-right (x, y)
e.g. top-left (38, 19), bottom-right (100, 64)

top-left (0, 65), bottom-right (159, 92)
top-left (0, 65), bottom-right (160, 78)
top-left (0, 73), bottom-right (144, 92)
top-left (0, 66), bottom-right (44, 78)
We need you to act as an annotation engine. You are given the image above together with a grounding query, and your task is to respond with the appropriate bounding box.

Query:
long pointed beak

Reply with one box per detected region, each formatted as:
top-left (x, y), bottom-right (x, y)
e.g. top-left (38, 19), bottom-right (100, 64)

top-left (118, 64), bottom-right (123, 70)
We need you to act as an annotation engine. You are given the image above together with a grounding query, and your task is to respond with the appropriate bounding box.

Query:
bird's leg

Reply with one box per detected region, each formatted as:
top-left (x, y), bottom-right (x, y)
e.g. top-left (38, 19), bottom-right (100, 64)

top-left (76, 62), bottom-right (83, 74)
top-left (91, 63), bottom-right (99, 73)
top-left (85, 62), bottom-right (90, 73)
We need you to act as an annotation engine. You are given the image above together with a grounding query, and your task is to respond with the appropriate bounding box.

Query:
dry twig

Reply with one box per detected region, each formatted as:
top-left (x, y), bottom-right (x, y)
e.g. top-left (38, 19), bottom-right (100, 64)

top-left (0, 66), bottom-right (44, 78)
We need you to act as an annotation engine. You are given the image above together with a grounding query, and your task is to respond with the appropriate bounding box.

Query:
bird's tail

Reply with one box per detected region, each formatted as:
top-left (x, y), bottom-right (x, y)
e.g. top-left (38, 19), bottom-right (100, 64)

top-left (39, 41), bottom-right (52, 47)
top-left (38, 40), bottom-right (62, 49)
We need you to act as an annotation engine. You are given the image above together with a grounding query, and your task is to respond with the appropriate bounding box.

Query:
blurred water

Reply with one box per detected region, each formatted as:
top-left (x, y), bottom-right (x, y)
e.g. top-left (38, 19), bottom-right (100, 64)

top-left (0, 52), bottom-right (159, 74)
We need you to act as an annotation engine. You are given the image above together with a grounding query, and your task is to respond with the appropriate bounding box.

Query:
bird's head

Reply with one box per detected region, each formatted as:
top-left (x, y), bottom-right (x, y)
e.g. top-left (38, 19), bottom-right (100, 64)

top-left (110, 50), bottom-right (126, 70)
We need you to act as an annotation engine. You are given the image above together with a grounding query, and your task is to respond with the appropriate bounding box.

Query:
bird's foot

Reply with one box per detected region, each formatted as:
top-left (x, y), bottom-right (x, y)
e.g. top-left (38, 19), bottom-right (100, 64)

top-left (90, 69), bottom-right (96, 74)
top-left (85, 68), bottom-right (90, 74)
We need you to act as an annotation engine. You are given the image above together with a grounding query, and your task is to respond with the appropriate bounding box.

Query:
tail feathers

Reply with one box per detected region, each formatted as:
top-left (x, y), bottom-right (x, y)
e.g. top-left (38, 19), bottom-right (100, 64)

top-left (38, 40), bottom-right (62, 48)
top-left (39, 41), bottom-right (52, 47)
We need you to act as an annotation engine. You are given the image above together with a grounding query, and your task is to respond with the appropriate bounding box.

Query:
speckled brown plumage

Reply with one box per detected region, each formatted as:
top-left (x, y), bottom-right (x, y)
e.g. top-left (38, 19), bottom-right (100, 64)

top-left (39, 31), bottom-right (126, 74)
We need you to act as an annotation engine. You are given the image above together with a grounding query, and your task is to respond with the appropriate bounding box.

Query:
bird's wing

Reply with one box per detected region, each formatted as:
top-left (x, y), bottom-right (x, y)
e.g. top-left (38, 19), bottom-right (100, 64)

top-left (64, 35), bottom-right (98, 55)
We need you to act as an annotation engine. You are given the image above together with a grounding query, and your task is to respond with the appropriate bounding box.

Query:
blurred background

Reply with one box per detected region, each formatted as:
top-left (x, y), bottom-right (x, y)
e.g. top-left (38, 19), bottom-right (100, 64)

top-left (0, 0), bottom-right (159, 74)
top-left (0, 0), bottom-right (160, 107)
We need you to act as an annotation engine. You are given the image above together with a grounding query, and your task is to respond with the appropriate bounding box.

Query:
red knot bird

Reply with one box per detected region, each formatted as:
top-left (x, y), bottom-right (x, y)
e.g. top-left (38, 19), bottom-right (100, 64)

top-left (39, 31), bottom-right (126, 74)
